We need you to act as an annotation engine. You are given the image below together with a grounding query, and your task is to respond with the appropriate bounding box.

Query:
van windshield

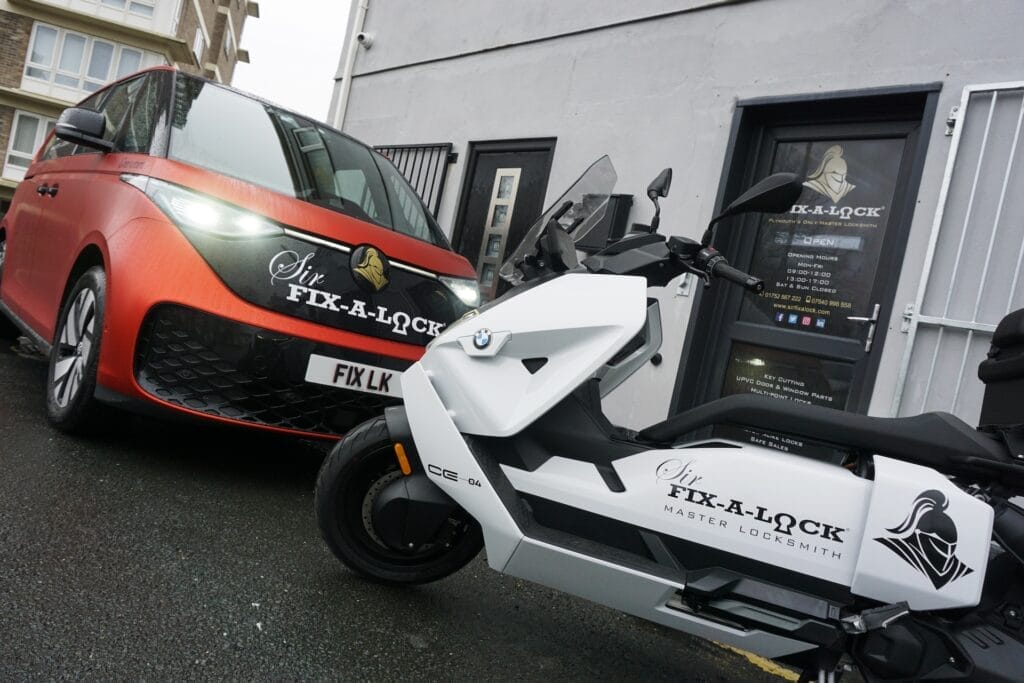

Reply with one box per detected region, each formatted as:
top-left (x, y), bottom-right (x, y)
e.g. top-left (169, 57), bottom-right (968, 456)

top-left (167, 75), bottom-right (448, 248)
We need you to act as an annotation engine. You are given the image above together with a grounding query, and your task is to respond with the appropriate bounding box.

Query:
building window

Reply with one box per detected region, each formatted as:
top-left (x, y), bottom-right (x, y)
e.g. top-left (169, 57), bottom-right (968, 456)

top-left (192, 28), bottom-right (206, 64)
top-left (98, 0), bottom-right (156, 18)
top-left (24, 23), bottom-right (150, 96)
top-left (4, 111), bottom-right (56, 181)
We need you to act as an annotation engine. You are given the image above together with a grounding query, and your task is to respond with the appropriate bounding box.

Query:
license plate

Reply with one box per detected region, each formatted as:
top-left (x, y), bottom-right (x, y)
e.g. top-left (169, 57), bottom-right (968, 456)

top-left (304, 354), bottom-right (402, 398)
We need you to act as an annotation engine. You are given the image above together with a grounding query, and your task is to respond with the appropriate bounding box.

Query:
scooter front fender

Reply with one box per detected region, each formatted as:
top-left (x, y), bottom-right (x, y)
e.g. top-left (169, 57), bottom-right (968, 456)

top-left (401, 362), bottom-right (525, 569)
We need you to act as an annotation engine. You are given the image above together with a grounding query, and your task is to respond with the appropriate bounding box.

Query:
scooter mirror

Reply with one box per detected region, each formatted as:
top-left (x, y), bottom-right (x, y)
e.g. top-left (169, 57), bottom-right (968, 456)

top-left (647, 168), bottom-right (673, 198)
top-left (717, 172), bottom-right (802, 220)
top-left (701, 172), bottom-right (803, 247)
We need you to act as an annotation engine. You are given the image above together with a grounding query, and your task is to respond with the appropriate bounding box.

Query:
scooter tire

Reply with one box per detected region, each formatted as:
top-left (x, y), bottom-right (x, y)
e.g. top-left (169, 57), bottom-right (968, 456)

top-left (315, 416), bottom-right (483, 584)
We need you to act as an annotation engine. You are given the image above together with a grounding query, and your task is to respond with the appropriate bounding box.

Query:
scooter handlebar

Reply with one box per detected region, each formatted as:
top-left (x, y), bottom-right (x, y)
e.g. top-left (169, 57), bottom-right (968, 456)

top-left (711, 260), bottom-right (765, 293)
top-left (695, 247), bottom-right (764, 293)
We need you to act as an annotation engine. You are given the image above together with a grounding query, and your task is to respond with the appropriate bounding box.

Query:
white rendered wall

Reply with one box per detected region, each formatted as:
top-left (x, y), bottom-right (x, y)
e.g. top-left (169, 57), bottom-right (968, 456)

top-left (336, 0), bottom-right (1024, 428)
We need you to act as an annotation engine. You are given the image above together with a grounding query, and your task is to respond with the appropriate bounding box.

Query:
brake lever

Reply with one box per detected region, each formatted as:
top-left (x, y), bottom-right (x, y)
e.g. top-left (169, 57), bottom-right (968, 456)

top-left (677, 257), bottom-right (712, 288)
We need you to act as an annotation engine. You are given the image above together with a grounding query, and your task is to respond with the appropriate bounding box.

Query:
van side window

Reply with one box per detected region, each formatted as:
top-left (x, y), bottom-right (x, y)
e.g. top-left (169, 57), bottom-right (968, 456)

top-left (289, 120), bottom-right (392, 226)
top-left (99, 75), bottom-right (146, 144)
top-left (374, 154), bottom-right (445, 245)
top-left (118, 73), bottom-right (162, 154)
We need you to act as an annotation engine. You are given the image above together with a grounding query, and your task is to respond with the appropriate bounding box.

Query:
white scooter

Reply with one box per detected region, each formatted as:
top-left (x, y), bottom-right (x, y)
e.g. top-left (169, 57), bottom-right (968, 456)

top-left (316, 157), bottom-right (1024, 682)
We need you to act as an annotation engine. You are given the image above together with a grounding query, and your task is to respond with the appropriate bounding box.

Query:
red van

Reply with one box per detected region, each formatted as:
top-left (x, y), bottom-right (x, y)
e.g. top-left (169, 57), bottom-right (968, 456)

top-left (0, 66), bottom-right (479, 438)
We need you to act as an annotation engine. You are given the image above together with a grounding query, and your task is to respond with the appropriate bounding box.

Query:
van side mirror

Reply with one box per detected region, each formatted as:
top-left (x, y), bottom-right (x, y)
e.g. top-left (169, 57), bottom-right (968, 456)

top-left (54, 107), bottom-right (113, 153)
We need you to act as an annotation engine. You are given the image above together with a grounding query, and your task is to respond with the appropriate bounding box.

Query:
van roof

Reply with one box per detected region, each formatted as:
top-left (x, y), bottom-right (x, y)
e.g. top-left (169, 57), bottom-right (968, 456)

top-left (86, 65), bottom-right (338, 133)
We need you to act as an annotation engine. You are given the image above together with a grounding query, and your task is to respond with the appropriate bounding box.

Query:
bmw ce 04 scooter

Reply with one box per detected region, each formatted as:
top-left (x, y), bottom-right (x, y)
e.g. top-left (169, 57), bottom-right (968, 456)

top-left (315, 156), bottom-right (1024, 682)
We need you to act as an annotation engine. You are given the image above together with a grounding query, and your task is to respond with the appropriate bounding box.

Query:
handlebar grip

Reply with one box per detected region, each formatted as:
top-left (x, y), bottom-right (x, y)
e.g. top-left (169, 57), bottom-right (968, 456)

top-left (710, 260), bottom-right (765, 293)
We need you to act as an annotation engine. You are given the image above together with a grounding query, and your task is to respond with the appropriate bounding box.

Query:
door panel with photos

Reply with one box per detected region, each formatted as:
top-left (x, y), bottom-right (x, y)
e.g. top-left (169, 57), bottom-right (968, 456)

top-left (453, 142), bottom-right (554, 300)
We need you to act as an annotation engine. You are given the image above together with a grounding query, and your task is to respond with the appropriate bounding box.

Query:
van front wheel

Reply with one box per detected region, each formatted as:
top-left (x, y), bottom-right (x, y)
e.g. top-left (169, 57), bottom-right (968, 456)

top-left (0, 234), bottom-right (20, 339)
top-left (46, 266), bottom-right (108, 433)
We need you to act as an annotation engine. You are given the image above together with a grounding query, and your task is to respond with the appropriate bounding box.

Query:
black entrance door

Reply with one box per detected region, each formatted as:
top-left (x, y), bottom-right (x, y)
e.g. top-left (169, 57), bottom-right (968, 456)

top-left (674, 90), bottom-right (938, 451)
top-left (452, 139), bottom-right (555, 300)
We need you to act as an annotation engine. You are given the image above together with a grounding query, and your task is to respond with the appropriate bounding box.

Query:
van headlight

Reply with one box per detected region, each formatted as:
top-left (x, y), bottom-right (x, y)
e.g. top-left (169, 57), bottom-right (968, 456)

top-left (121, 174), bottom-right (283, 239)
top-left (439, 276), bottom-right (481, 308)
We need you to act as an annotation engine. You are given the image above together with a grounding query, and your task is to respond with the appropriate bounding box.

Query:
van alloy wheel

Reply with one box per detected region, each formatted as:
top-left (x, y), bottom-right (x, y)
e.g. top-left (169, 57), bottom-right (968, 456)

top-left (46, 266), bottom-right (108, 433)
top-left (52, 288), bottom-right (97, 407)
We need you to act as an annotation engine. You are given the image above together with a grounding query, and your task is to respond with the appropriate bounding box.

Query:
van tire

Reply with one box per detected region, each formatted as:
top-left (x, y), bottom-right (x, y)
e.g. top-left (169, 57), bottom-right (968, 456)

top-left (0, 233), bottom-right (19, 339)
top-left (46, 266), bottom-right (109, 433)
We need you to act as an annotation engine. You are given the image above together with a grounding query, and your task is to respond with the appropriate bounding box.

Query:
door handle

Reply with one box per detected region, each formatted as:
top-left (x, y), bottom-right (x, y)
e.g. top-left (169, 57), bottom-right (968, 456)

top-left (46, 184), bottom-right (59, 197)
top-left (36, 183), bottom-right (48, 196)
top-left (847, 303), bottom-right (881, 352)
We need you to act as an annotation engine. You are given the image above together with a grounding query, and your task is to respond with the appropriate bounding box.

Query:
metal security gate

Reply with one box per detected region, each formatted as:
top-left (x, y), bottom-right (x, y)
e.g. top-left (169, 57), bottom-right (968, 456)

top-left (893, 82), bottom-right (1024, 422)
top-left (375, 143), bottom-right (457, 217)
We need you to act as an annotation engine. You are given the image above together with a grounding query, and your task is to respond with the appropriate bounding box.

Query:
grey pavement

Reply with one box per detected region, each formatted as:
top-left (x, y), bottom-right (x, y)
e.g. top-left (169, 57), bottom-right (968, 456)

top-left (0, 338), bottom-right (784, 681)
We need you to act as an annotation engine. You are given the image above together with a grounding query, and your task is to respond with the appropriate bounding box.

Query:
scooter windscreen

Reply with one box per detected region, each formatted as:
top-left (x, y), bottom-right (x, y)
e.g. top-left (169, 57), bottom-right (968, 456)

top-left (499, 156), bottom-right (617, 285)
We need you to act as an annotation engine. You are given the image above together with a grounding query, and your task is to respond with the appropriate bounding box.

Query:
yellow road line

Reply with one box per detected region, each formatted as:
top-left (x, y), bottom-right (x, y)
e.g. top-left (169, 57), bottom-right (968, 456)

top-left (721, 645), bottom-right (800, 681)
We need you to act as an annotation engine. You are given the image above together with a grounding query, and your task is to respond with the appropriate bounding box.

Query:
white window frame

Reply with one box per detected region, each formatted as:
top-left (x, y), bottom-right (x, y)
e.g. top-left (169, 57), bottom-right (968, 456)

top-left (23, 22), bottom-right (154, 99)
top-left (224, 24), bottom-right (234, 58)
top-left (192, 27), bottom-right (205, 64)
top-left (96, 0), bottom-right (158, 19)
top-left (4, 111), bottom-right (56, 181)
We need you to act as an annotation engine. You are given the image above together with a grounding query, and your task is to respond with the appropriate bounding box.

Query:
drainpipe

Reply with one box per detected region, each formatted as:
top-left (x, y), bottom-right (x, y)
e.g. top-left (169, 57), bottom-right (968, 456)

top-left (333, 0), bottom-right (369, 131)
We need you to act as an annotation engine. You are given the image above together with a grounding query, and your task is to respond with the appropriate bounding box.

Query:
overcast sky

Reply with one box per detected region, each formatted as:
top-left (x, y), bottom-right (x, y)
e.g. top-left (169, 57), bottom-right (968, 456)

top-left (231, 0), bottom-right (353, 122)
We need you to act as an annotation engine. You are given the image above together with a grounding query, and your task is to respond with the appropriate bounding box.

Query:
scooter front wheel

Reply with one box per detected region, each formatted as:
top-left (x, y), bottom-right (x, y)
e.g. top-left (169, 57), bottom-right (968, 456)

top-left (315, 416), bottom-right (483, 584)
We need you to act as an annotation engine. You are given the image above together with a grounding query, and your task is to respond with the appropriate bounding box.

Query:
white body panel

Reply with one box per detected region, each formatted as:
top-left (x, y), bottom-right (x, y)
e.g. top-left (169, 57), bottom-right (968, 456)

top-left (401, 363), bottom-right (524, 569)
top-left (420, 273), bottom-right (648, 436)
top-left (505, 447), bottom-right (869, 586)
top-left (503, 447), bottom-right (992, 610)
top-left (851, 456), bottom-right (993, 610)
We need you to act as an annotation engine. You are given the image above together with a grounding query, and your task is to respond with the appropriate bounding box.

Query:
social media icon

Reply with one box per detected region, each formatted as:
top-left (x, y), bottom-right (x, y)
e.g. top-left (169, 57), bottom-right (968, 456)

top-left (775, 312), bottom-right (785, 323)
top-left (815, 318), bottom-right (827, 329)
top-left (788, 314), bottom-right (799, 324)
top-left (801, 316), bottom-right (812, 326)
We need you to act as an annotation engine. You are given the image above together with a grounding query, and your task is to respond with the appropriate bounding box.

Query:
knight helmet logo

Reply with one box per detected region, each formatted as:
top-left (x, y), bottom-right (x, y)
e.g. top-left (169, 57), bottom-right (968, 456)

top-left (875, 490), bottom-right (974, 590)
top-left (351, 245), bottom-right (390, 293)
top-left (803, 145), bottom-right (856, 203)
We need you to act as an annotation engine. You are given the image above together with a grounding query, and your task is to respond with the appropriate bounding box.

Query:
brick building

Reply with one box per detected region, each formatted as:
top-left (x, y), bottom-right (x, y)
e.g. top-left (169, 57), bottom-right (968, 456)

top-left (0, 0), bottom-right (258, 212)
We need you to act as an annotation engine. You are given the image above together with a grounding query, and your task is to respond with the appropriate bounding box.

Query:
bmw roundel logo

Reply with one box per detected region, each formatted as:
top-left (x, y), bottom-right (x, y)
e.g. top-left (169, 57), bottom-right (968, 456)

top-left (473, 328), bottom-right (492, 349)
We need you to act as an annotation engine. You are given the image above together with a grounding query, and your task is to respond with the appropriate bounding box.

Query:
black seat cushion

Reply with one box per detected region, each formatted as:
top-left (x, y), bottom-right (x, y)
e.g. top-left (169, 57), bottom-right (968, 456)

top-left (993, 308), bottom-right (1024, 348)
top-left (639, 394), bottom-right (1008, 474)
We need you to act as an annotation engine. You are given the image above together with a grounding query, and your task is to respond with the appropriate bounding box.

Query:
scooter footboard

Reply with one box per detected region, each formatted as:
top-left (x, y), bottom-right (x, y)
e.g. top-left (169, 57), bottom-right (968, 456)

top-left (503, 535), bottom-right (818, 659)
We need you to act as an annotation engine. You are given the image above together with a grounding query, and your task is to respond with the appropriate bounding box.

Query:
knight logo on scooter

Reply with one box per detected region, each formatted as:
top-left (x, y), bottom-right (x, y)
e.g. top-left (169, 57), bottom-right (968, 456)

top-left (875, 490), bottom-right (974, 590)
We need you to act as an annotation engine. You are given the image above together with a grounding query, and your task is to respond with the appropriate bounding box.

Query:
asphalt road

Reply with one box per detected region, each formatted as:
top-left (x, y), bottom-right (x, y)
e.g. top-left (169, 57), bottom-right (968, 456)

top-left (0, 338), bottom-right (785, 681)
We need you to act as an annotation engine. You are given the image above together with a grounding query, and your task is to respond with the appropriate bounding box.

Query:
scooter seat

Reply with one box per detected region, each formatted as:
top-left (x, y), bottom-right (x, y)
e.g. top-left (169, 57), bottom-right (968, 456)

top-left (638, 394), bottom-right (1012, 477)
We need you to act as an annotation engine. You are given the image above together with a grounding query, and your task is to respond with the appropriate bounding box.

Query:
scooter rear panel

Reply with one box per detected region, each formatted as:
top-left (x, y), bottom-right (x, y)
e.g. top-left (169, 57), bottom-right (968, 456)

top-left (503, 444), bottom-right (992, 610)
